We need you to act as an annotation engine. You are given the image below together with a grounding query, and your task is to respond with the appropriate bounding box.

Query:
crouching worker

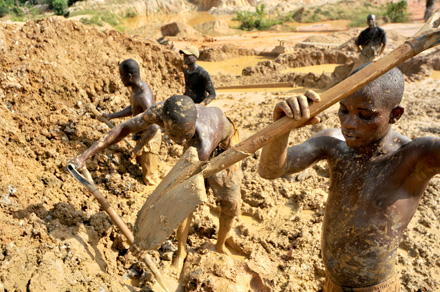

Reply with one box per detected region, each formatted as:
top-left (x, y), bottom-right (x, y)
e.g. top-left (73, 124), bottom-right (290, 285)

top-left (102, 59), bottom-right (161, 185)
top-left (259, 66), bottom-right (440, 291)
top-left (70, 95), bottom-right (242, 273)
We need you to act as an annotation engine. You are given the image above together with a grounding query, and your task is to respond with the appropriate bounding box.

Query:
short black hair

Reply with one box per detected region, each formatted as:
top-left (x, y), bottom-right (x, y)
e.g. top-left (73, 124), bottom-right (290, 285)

top-left (351, 63), bottom-right (404, 109)
top-left (163, 95), bottom-right (197, 125)
top-left (367, 14), bottom-right (375, 20)
top-left (119, 59), bottom-right (140, 78)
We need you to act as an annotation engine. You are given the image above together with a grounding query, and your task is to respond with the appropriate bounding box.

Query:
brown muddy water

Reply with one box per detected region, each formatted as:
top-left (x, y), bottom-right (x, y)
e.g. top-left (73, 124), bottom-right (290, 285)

top-left (198, 56), bottom-right (275, 76)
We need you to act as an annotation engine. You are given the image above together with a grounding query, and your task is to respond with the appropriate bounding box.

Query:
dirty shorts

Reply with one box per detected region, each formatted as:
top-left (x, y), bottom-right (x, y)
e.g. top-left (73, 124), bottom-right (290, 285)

top-left (136, 129), bottom-right (162, 185)
top-left (325, 271), bottom-right (400, 292)
top-left (350, 43), bottom-right (382, 73)
top-left (207, 117), bottom-right (243, 217)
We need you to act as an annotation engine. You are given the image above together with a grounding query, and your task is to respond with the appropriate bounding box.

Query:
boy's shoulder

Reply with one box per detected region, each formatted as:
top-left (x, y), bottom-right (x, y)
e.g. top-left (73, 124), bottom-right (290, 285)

top-left (312, 128), bottom-right (345, 141)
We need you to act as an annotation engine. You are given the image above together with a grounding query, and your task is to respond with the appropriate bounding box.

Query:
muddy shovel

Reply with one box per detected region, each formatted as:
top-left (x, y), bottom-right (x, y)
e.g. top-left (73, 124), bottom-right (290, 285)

top-left (67, 165), bottom-right (174, 292)
top-left (133, 10), bottom-right (440, 251)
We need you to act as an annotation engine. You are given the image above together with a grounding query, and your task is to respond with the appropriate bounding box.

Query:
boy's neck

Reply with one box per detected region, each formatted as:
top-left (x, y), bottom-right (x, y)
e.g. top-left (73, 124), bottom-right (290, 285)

top-left (129, 79), bottom-right (142, 92)
top-left (187, 63), bottom-right (198, 72)
top-left (353, 129), bottom-right (397, 157)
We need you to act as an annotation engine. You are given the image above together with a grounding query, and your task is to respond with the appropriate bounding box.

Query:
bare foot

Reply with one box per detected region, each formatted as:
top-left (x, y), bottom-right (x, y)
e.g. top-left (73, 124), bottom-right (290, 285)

top-left (171, 250), bottom-right (187, 274)
top-left (215, 242), bottom-right (232, 256)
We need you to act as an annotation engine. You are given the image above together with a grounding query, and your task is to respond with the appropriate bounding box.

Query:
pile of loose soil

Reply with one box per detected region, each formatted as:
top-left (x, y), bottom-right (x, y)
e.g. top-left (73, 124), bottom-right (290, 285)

top-left (193, 20), bottom-right (238, 37)
top-left (1, 15), bottom-right (440, 292)
top-left (199, 44), bottom-right (256, 61)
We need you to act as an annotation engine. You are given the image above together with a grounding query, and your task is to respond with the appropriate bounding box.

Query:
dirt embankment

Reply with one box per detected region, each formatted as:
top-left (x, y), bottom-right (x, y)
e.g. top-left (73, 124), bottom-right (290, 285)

top-left (0, 16), bottom-right (185, 291)
top-left (208, 28), bottom-right (440, 89)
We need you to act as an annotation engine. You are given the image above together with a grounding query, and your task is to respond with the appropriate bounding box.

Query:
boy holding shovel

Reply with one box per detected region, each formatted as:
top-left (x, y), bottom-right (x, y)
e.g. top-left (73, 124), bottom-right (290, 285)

top-left (70, 94), bottom-right (242, 272)
top-left (101, 59), bottom-right (162, 185)
top-left (179, 47), bottom-right (216, 105)
top-left (259, 67), bottom-right (439, 290)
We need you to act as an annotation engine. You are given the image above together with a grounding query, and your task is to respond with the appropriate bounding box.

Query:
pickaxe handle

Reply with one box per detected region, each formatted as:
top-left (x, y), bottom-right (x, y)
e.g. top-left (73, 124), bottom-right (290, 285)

top-left (203, 10), bottom-right (440, 178)
top-left (67, 164), bottom-right (170, 292)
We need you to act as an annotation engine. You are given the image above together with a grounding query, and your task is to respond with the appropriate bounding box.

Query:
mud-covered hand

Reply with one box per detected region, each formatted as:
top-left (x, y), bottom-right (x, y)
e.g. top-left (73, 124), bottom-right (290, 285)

top-left (100, 112), bottom-right (112, 121)
top-left (273, 90), bottom-right (321, 125)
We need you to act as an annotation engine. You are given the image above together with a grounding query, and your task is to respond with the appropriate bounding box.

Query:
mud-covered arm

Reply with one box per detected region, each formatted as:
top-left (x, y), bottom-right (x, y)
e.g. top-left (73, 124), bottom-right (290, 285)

top-left (202, 71), bottom-right (216, 105)
top-left (103, 105), bottom-right (132, 120)
top-left (379, 30), bottom-right (387, 55)
top-left (183, 71), bottom-right (192, 97)
top-left (260, 131), bottom-right (330, 179)
top-left (70, 108), bottom-right (159, 169)
top-left (355, 34), bottom-right (363, 52)
top-left (133, 124), bottom-right (161, 156)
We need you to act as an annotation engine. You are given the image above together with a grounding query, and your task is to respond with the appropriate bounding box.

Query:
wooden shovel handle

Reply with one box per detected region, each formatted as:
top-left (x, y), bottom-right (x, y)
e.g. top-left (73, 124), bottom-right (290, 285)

top-left (67, 164), bottom-right (170, 292)
top-left (203, 13), bottom-right (440, 178)
top-left (67, 164), bottom-right (135, 242)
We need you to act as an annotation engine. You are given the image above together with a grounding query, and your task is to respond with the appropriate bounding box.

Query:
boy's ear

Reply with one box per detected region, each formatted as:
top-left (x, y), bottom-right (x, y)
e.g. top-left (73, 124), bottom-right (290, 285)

top-left (389, 106), bottom-right (404, 124)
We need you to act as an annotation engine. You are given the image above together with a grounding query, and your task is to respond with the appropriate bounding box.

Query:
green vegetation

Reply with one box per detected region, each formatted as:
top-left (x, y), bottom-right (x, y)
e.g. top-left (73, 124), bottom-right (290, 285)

top-left (385, 1), bottom-right (409, 23)
top-left (52, 0), bottom-right (67, 16)
top-left (0, 0), bottom-right (135, 31)
top-left (287, 0), bottom-right (409, 27)
top-left (233, 0), bottom-right (410, 31)
top-left (73, 10), bottom-right (127, 32)
top-left (235, 4), bottom-right (283, 31)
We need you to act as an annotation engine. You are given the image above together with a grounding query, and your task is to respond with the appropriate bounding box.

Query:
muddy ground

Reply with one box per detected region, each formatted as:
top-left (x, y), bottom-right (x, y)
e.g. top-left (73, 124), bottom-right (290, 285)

top-left (1, 11), bottom-right (440, 292)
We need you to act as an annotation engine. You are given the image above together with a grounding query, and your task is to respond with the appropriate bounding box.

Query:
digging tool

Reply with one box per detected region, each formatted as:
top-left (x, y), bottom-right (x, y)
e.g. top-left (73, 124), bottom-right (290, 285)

top-left (133, 10), bottom-right (440, 250)
top-left (85, 103), bottom-right (135, 149)
top-left (67, 164), bottom-right (173, 292)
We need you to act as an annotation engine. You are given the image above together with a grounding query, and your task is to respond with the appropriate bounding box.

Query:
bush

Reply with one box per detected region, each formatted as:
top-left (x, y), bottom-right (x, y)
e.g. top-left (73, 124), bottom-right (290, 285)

top-left (80, 15), bottom-right (103, 26)
top-left (236, 4), bottom-right (283, 31)
top-left (0, 4), bottom-right (9, 17)
top-left (125, 10), bottom-right (137, 18)
top-left (52, 0), bottom-right (67, 15)
top-left (385, 0), bottom-right (409, 23)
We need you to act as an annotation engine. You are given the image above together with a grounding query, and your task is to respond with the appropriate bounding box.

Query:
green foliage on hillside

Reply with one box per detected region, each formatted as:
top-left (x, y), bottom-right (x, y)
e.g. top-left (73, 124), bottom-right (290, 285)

top-left (235, 4), bottom-right (283, 31)
top-left (287, 0), bottom-right (410, 27)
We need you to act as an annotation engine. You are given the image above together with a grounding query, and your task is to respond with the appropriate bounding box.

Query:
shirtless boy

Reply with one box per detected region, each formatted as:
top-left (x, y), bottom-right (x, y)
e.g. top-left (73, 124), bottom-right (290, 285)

top-left (70, 95), bottom-right (242, 272)
top-left (259, 67), bottom-right (439, 291)
top-left (102, 59), bottom-right (161, 185)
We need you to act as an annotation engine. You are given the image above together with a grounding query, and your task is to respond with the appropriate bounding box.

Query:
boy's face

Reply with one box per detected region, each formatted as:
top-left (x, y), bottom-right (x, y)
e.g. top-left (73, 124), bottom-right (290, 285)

top-left (119, 68), bottom-right (131, 86)
top-left (163, 119), bottom-right (196, 146)
top-left (367, 16), bottom-right (376, 28)
top-left (338, 93), bottom-right (392, 149)
top-left (183, 54), bottom-right (197, 66)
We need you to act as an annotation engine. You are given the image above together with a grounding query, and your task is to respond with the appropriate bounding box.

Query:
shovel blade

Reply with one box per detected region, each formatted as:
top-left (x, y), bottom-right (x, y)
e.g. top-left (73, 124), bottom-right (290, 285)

top-left (134, 147), bottom-right (207, 251)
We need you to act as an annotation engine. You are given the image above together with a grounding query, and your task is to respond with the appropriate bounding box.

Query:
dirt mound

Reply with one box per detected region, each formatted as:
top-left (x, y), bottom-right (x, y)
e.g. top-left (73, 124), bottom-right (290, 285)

top-left (199, 45), bottom-right (256, 61)
top-left (301, 29), bottom-right (359, 45)
top-left (193, 20), bottom-right (237, 37)
top-left (0, 16), bottom-right (185, 291)
top-left (70, 0), bottom-right (189, 16)
top-left (161, 22), bottom-right (203, 39)
top-left (220, 48), bottom-right (355, 89)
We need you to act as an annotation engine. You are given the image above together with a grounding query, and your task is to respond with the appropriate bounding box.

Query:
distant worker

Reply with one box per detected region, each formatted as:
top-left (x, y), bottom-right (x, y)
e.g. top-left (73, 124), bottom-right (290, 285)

top-left (179, 47), bottom-right (216, 105)
top-left (102, 59), bottom-right (162, 185)
top-left (352, 14), bottom-right (387, 72)
top-left (425, 0), bottom-right (434, 21)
